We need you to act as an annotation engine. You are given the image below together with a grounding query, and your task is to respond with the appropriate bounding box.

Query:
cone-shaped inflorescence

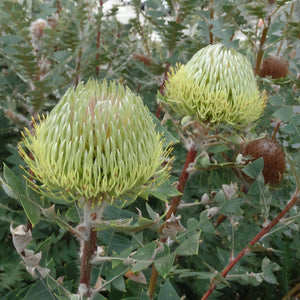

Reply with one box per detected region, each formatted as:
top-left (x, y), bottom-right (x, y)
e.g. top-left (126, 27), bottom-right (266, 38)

top-left (19, 80), bottom-right (170, 203)
top-left (164, 44), bottom-right (267, 127)
top-left (242, 138), bottom-right (286, 185)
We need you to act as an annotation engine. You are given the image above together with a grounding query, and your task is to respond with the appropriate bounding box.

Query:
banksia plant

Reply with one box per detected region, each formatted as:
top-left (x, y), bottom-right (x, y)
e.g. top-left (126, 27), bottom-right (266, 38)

top-left (164, 44), bottom-right (267, 128)
top-left (260, 56), bottom-right (289, 79)
top-left (242, 138), bottom-right (286, 185)
top-left (19, 79), bottom-right (170, 204)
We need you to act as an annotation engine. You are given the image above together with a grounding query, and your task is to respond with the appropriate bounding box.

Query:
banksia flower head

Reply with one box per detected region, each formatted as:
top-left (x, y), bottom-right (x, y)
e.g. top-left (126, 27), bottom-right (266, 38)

top-left (19, 80), bottom-right (170, 203)
top-left (164, 44), bottom-right (267, 128)
top-left (242, 138), bottom-right (286, 185)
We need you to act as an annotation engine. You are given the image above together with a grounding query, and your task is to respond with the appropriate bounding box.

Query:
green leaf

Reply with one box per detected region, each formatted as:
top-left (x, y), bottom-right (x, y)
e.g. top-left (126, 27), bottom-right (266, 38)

top-left (3, 164), bottom-right (24, 195)
top-left (242, 158), bottom-right (264, 179)
top-left (131, 242), bottom-right (157, 272)
top-left (23, 184), bottom-right (41, 226)
top-left (219, 197), bottom-right (243, 215)
top-left (217, 248), bottom-right (230, 268)
top-left (0, 176), bottom-right (18, 199)
top-left (199, 211), bottom-right (215, 234)
top-left (150, 113), bottom-right (179, 147)
top-left (106, 264), bottom-right (128, 292)
top-left (261, 257), bottom-right (280, 285)
top-left (146, 179), bottom-right (181, 201)
top-left (154, 245), bottom-right (175, 278)
top-left (23, 280), bottom-right (56, 300)
top-left (66, 206), bottom-right (81, 223)
top-left (158, 280), bottom-right (180, 300)
top-left (146, 203), bottom-right (159, 221)
top-left (138, 290), bottom-right (151, 300)
top-left (207, 144), bottom-right (230, 154)
top-left (2, 165), bottom-right (40, 226)
top-left (176, 231), bottom-right (201, 256)
top-left (273, 106), bottom-right (294, 122)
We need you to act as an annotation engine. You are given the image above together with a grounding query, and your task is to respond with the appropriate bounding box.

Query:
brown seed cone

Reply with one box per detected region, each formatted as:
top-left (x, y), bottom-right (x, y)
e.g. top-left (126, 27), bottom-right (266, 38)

top-left (133, 53), bottom-right (152, 66)
top-left (242, 139), bottom-right (286, 185)
top-left (260, 56), bottom-right (289, 79)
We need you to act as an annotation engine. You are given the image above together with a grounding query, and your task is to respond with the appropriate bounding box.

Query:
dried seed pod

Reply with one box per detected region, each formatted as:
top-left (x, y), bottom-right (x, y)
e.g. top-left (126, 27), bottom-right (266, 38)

top-left (164, 44), bottom-right (267, 128)
top-left (242, 139), bottom-right (286, 185)
top-left (133, 53), bottom-right (152, 66)
top-left (260, 56), bottom-right (289, 79)
top-left (19, 80), bottom-right (171, 203)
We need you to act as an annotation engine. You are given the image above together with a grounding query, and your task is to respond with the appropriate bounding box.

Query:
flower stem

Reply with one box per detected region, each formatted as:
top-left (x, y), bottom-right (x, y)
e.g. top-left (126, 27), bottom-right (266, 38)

top-left (254, 16), bottom-right (270, 75)
top-left (148, 145), bottom-right (198, 298)
top-left (166, 145), bottom-right (198, 219)
top-left (78, 199), bottom-right (106, 297)
top-left (200, 187), bottom-right (300, 300)
top-left (80, 229), bottom-right (97, 292)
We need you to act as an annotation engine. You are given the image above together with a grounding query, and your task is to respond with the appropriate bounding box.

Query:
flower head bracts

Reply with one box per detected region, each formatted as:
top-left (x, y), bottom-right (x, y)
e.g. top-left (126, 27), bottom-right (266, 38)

top-left (164, 44), bottom-right (267, 128)
top-left (19, 80), bottom-right (170, 203)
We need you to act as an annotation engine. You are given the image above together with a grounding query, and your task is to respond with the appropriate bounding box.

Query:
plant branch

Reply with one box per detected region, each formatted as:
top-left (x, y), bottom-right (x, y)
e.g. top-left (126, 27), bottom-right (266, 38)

top-left (148, 144), bottom-right (198, 298)
top-left (78, 199), bottom-right (106, 297)
top-left (201, 187), bottom-right (300, 300)
top-left (166, 145), bottom-right (198, 219)
top-left (276, 2), bottom-right (294, 56)
top-left (254, 16), bottom-right (271, 75)
top-left (95, 0), bottom-right (104, 76)
top-left (209, 0), bottom-right (214, 45)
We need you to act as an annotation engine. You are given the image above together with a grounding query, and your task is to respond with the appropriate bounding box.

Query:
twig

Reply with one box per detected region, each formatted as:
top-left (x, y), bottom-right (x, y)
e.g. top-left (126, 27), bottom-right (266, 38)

top-left (166, 145), bottom-right (198, 219)
top-left (254, 16), bottom-right (271, 75)
top-left (95, 0), bottom-right (104, 76)
top-left (209, 0), bottom-right (214, 45)
top-left (78, 199), bottom-right (106, 297)
top-left (148, 145), bottom-right (198, 298)
top-left (201, 187), bottom-right (300, 300)
top-left (276, 3), bottom-right (294, 56)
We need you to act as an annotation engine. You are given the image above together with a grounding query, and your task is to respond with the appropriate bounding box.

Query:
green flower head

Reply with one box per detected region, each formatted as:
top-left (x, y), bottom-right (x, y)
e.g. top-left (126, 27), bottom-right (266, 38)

top-left (164, 43), bottom-right (267, 127)
top-left (19, 80), bottom-right (170, 203)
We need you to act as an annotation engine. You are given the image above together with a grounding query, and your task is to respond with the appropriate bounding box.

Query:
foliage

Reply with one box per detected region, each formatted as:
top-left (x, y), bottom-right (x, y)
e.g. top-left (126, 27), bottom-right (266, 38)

top-left (0, 0), bottom-right (300, 299)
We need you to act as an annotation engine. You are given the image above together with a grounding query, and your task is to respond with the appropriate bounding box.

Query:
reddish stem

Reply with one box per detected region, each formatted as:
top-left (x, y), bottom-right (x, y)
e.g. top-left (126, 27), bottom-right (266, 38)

top-left (255, 16), bottom-right (270, 75)
top-left (166, 145), bottom-right (198, 219)
top-left (201, 188), bottom-right (300, 300)
top-left (156, 64), bottom-right (170, 119)
top-left (95, 0), bottom-right (103, 76)
top-left (79, 229), bottom-right (97, 295)
top-left (209, 0), bottom-right (214, 45)
top-left (148, 145), bottom-right (198, 298)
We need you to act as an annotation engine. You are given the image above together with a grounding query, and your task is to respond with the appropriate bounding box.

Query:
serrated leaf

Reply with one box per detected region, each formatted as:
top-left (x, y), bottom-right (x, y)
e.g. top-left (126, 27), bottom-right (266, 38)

top-left (261, 257), bottom-right (280, 285)
top-left (20, 184), bottom-right (41, 227)
top-left (150, 113), bottom-right (179, 147)
top-left (219, 198), bottom-right (243, 215)
top-left (131, 242), bottom-right (157, 272)
top-left (199, 211), bottom-right (215, 234)
top-left (273, 106), bottom-right (294, 122)
top-left (3, 164), bottom-right (24, 195)
top-left (146, 203), bottom-right (159, 221)
top-left (96, 215), bottom-right (157, 233)
top-left (146, 180), bottom-right (181, 201)
top-left (154, 245), bottom-right (175, 278)
top-left (66, 206), bottom-right (80, 223)
top-left (242, 158), bottom-right (264, 179)
top-left (0, 177), bottom-right (19, 199)
top-left (23, 280), bottom-right (55, 300)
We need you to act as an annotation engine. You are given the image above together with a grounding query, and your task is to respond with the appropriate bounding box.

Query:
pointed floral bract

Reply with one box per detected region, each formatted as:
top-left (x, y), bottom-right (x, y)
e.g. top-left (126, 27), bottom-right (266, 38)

top-left (19, 80), bottom-right (170, 203)
top-left (164, 44), bottom-right (267, 127)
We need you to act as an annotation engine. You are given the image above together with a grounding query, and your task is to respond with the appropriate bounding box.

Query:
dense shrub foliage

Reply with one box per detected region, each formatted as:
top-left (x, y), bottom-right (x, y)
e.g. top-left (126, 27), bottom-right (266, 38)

top-left (0, 1), bottom-right (299, 299)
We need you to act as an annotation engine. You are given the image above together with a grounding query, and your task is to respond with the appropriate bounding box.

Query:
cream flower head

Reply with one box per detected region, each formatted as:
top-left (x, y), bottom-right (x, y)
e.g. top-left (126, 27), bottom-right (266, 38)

top-left (164, 44), bottom-right (267, 128)
top-left (19, 80), bottom-right (170, 203)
